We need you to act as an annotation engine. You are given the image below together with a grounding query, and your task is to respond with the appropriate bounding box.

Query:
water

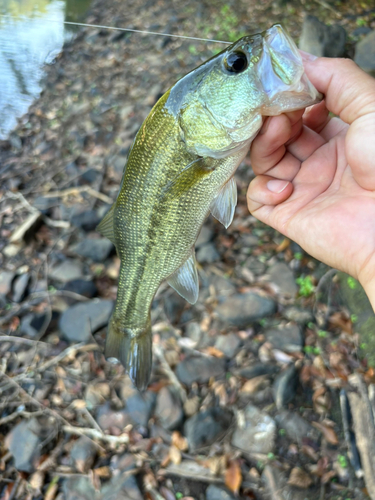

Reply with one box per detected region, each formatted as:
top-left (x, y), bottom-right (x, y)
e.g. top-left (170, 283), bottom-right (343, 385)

top-left (0, 0), bottom-right (92, 140)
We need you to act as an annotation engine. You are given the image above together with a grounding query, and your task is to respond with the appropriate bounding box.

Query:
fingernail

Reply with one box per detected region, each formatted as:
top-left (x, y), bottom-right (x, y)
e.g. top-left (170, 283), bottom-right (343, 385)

top-left (267, 179), bottom-right (289, 193)
top-left (259, 117), bottom-right (271, 135)
top-left (299, 50), bottom-right (318, 62)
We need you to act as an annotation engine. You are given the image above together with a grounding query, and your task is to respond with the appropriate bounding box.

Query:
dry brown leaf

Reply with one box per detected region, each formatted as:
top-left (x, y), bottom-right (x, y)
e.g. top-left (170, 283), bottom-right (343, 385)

top-left (70, 399), bottom-right (86, 409)
top-left (225, 459), bottom-right (242, 495)
top-left (205, 346), bottom-right (225, 358)
top-left (94, 466), bottom-right (111, 478)
top-left (29, 471), bottom-right (45, 493)
top-left (312, 422), bottom-right (339, 445)
top-left (321, 470), bottom-right (337, 484)
top-left (276, 238), bottom-right (290, 253)
top-left (172, 431), bottom-right (188, 451)
top-left (169, 445), bottom-right (181, 465)
top-left (287, 467), bottom-right (313, 489)
top-left (203, 455), bottom-right (227, 476)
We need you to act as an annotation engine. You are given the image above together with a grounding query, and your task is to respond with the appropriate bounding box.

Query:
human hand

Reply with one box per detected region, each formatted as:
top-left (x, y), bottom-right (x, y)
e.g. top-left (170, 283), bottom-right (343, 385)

top-left (247, 55), bottom-right (375, 307)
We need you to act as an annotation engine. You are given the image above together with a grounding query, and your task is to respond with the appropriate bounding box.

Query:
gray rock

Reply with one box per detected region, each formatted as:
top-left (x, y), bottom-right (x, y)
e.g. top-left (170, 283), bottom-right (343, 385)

top-left (244, 256), bottom-right (266, 276)
top-left (185, 322), bottom-right (202, 345)
top-left (239, 234), bottom-right (259, 247)
top-left (126, 390), bottom-right (156, 428)
top-left (20, 312), bottom-right (48, 338)
top-left (196, 243), bottom-right (220, 264)
top-left (217, 293), bottom-right (276, 327)
top-left (0, 271), bottom-right (14, 297)
top-left (155, 386), bottom-right (183, 430)
top-left (354, 30), bottom-right (375, 76)
top-left (299, 15), bottom-right (346, 58)
top-left (12, 272), bottom-right (30, 302)
top-left (231, 404), bottom-right (276, 454)
top-left (267, 262), bottom-right (298, 297)
top-left (164, 292), bottom-right (186, 324)
top-left (262, 465), bottom-right (310, 500)
top-left (210, 274), bottom-right (236, 297)
top-left (63, 477), bottom-right (98, 500)
top-left (71, 238), bottom-right (114, 262)
top-left (206, 485), bottom-right (236, 500)
top-left (237, 363), bottom-right (279, 380)
top-left (176, 355), bottom-right (226, 385)
top-left (352, 26), bottom-right (372, 37)
top-left (59, 299), bottom-right (114, 342)
top-left (283, 306), bottom-right (313, 324)
top-left (96, 402), bottom-right (132, 432)
top-left (185, 407), bottom-right (233, 451)
top-left (273, 364), bottom-right (299, 409)
top-left (5, 418), bottom-right (41, 472)
top-left (62, 279), bottom-right (97, 298)
top-left (71, 209), bottom-right (101, 231)
top-left (196, 225), bottom-right (214, 248)
top-left (264, 324), bottom-right (303, 353)
top-left (33, 196), bottom-right (59, 212)
top-left (215, 332), bottom-right (241, 358)
top-left (49, 259), bottom-right (84, 283)
top-left (275, 410), bottom-right (319, 445)
top-left (70, 436), bottom-right (97, 473)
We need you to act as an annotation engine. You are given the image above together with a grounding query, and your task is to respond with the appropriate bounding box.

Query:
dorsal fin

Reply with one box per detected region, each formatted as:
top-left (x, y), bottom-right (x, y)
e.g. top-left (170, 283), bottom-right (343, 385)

top-left (96, 204), bottom-right (116, 244)
top-left (167, 251), bottom-right (199, 304)
top-left (210, 176), bottom-right (237, 229)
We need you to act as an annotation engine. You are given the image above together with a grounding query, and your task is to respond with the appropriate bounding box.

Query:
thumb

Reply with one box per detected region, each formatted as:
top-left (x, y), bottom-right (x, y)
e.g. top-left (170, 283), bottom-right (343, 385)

top-left (301, 55), bottom-right (375, 125)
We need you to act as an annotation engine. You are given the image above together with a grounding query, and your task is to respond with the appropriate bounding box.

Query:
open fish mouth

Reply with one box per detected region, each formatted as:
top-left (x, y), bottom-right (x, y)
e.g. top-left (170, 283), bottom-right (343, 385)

top-left (258, 24), bottom-right (323, 113)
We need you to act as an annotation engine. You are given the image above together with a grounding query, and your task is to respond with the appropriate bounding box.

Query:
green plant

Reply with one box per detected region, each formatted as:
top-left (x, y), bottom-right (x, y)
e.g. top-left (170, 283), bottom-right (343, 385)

top-left (294, 252), bottom-right (303, 260)
top-left (347, 277), bottom-right (357, 290)
top-left (176, 493), bottom-right (184, 500)
top-left (296, 275), bottom-right (314, 297)
top-left (337, 454), bottom-right (348, 468)
top-left (350, 314), bottom-right (358, 323)
top-left (318, 330), bottom-right (328, 338)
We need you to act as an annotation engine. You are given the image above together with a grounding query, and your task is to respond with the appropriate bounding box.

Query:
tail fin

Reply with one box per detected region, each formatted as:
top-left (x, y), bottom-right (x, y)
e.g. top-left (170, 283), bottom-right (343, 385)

top-left (105, 319), bottom-right (152, 392)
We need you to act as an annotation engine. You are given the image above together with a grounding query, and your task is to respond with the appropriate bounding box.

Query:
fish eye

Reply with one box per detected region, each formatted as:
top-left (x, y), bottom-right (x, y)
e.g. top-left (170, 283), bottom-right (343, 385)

top-left (224, 51), bottom-right (248, 74)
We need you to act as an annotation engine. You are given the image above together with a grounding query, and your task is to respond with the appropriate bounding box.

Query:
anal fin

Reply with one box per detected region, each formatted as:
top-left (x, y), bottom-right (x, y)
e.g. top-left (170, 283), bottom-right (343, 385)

top-left (96, 204), bottom-right (116, 244)
top-left (210, 176), bottom-right (237, 229)
top-left (167, 251), bottom-right (199, 304)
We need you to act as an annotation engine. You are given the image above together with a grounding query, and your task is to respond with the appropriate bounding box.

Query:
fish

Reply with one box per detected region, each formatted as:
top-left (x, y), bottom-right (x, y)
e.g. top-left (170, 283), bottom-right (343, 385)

top-left (97, 24), bottom-right (322, 391)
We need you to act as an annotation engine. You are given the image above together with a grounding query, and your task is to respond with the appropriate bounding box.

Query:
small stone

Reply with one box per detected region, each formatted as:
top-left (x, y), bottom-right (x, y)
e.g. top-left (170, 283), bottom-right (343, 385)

top-left (164, 292), bottom-right (186, 324)
top-left (5, 418), bottom-right (42, 472)
top-left (273, 364), bottom-right (299, 409)
top-left (196, 243), bottom-right (220, 264)
top-left (354, 30), bottom-right (375, 76)
top-left (71, 209), bottom-right (101, 231)
top-left (0, 271), bottom-right (15, 297)
top-left (12, 273), bottom-right (30, 302)
top-left (184, 407), bottom-right (233, 451)
top-left (264, 324), bottom-right (303, 353)
top-left (176, 355), bottom-right (226, 385)
top-left (33, 196), bottom-right (60, 212)
top-left (59, 299), bottom-right (114, 342)
top-left (63, 476), bottom-right (97, 500)
top-left (96, 402), bottom-right (131, 432)
top-left (283, 307), bottom-right (313, 324)
top-left (20, 313), bottom-right (48, 338)
top-left (155, 386), bottom-right (183, 430)
top-left (196, 225), bottom-right (214, 248)
top-left (217, 293), bottom-right (276, 327)
top-left (126, 390), bottom-right (156, 428)
top-left (267, 262), bottom-right (298, 297)
top-left (275, 410), bottom-right (319, 445)
top-left (237, 363), bottom-right (279, 380)
top-left (49, 260), bottom-right (84, 283)
top-left (62, 279), bottom-right (97, 298)
top-left (206, 485), bottom-right (236, 500)
top-left (231, 404), bottom-right (276, 454)
top-left (70, 436), bottom-right (97, 473)
top-left (215, 332), bottom-right (241, 358)
top-left (71, 238), bottom-right (114, 262)
top-left (262, 465), bottom-right (309, 500)
top-left (244, 256), bottom-right (266, 276)
top-left (184, 322), bottom-right (202, 345)
top-left (209, 274), bottom-right (236, 297)
top-left (299, 15), bottom-right (346, 58)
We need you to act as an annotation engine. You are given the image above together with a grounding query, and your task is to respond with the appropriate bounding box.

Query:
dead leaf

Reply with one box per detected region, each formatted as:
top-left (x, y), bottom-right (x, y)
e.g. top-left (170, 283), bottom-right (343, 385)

top-left (94, 466), bottom-right (111, 478)
top-left (276, 238), bottom-right (290, 252)
top-left (71, 399), bottom-right (87, 410)
top-left (312, 422), bottom-right (339, 445)
top-left (287, 467), bottom-right (313, 488)
top-left (225, 459), bottom-right (242, 495)
top-left (169, 445), bottom-right (181, 465)
top-left (29, 471), bottom-right (45, 493)
top-left (205, 346), bottom-right (225, 358)
top-left (172, 431), bottom-right (188, 451)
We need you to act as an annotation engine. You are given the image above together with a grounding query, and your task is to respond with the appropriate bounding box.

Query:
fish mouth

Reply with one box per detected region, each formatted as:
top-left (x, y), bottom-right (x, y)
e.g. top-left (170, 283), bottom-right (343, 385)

top-left (258, 25), bottom-right (323, 114)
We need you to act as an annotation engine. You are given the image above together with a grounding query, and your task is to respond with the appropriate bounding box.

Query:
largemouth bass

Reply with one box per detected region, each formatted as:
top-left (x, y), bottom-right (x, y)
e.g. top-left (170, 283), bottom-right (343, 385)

top-left (97, 25), bottom-right (321, 390)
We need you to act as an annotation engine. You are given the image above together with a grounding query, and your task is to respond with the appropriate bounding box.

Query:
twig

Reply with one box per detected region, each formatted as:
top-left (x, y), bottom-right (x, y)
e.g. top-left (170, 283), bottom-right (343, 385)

top-left (311, 0), bottom-right (342, 17)
top-left (0, 336), bottom-right (51, 347)
top-left (42, 186), bottom-right (113, 205)
top-left (62, 425), bottom-right (129, 444)
top-left (0, 409), bottom-right (44, 426)
top-left (153, 344), bottom-right (187, 403)
top-left (36, 342), bottom-right (102, 373)
top-left (8, 475), bottom-right (21, 500)
top-left (81, 407), bottom-right (103, 433)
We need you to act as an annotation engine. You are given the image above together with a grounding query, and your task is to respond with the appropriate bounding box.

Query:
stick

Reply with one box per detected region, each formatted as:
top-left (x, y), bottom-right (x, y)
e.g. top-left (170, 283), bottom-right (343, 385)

top-left (0, 410), bottom-right (44, 426)
top-left (153, 344), bottom-right (187, 403)
top-left (42, 186), bottom-right (113, 205)
top-left (62, 425), bottom-right (129, 444)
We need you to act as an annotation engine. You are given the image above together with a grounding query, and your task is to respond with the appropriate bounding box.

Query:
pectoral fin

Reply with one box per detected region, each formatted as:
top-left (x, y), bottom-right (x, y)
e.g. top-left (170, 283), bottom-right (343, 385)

top-left (210, 176), bottom-right (237, 228)
top-left (167, 251), bottom-right (199, 304)
top-left (96, 204), bottom-right (116, 244)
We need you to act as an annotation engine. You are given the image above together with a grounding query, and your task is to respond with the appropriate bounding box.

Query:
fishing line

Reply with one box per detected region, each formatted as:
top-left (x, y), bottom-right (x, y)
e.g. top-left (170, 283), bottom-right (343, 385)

top-left (0, 14), bottom-right (231, 45)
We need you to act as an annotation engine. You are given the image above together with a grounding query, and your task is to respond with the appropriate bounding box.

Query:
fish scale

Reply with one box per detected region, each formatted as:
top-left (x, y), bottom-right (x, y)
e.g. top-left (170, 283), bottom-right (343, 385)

top-left (97, 24), bottom-right (322, 390)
